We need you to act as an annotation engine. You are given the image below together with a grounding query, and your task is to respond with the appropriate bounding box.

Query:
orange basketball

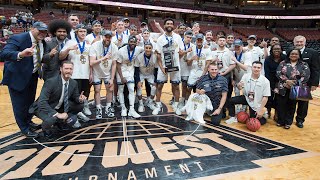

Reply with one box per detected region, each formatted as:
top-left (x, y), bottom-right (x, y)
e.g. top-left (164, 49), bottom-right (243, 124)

top-left (237, 111), bottom-right (249, 123)
top-left (246, 118), bottom-right (261, 132)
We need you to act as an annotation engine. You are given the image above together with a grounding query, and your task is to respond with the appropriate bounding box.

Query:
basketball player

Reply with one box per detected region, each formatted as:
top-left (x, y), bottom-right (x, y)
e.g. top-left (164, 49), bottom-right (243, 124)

top-left (112, 19), bottom-right (128, 48)
top-left (152, 18), bottom-right (184, 115)
top-left (116, 36), bottom-right (144, 118)
top-left (89, 30), bottom-right (118, 119)
top-left (85, 20), bottom-right (102, 44)
top-left (135, 42), bottom-right (157, 112)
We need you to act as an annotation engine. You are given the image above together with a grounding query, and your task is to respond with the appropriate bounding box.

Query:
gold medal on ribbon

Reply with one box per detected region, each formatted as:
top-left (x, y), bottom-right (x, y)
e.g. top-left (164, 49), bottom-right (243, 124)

top-left (198, 60), bottom-right (203, 67)
top-left (80, 54), bottom-right (86, 64)
top-left (128, 62), bottom-right (132, 66)
top-left (103, 60), bottom-right (108, 68)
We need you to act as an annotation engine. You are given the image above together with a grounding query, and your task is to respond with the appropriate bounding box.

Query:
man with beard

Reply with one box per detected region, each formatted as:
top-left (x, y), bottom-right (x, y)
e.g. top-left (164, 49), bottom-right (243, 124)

top-left (59, 24), bottom-right (91, 120)
top-left (116, 36), bottom-right (144, 118)
top-left (204, 30), bottom-right (217, 51)
top-left (67, 14), bottom-right (79, 40)
top-left (43, 19), bottom-right (71, 81)
top-left (112, 20), bottom-right (128, 48)
top-left (29, 61), bottom-right (86, 140)
top-left (85, 20), bottom-right (103, 44)
top-left (0, 22), bottom-right (48, 137)
top-left (292, 35), bottom-right (319, 128)
top-left (89, 30), bottom-right (118, 119)
top-left (152, 18), bottom-right (184, 115)
top-left (226, 61), bottom-right (270, 125)
top-left (212, 36), bottom-right (236, 118)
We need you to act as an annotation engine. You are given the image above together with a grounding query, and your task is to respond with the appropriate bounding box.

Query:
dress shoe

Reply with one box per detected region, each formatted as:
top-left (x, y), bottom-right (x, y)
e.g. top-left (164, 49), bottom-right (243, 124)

top-left (43, 131), bottom-right (55, 141)
top-left (23, 130), bottom-right (39, 138)
top-left (29, 122), bottom-right (41, 131)
top-left (296, 122), bottom-right (304, 128)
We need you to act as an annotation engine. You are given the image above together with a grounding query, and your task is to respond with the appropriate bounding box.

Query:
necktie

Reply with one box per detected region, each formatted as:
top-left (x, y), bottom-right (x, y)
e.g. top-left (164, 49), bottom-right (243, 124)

top-left (35, 42), bottom-right (43, 79)
top-left (64, 82), bottom-right (69, 112)
top-left (60, 42), bottom-right (64, 51)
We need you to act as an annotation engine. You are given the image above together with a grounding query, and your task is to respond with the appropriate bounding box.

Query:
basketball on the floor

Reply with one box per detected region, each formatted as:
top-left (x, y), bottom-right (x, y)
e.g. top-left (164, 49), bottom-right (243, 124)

top-left (246, 118), bottom-right (261, 132)
top-left (237, 111), bottom-right (249, 123)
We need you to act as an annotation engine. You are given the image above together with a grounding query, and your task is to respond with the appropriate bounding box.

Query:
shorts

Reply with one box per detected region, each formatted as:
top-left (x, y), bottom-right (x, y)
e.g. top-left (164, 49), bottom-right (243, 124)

top-left (92, 75), bottom-right (111, 85)
top-left (181, 76), bottom-right (189, 83)
top-left (116, 72), bottom-right (135, 85)
top-left (140, 73), bottom-right (155, 84)
top-left (156, 69), bottom-right (181, 84)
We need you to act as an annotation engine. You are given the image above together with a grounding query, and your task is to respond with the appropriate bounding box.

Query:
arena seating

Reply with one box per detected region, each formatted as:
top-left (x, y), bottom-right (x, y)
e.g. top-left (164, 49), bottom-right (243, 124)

top-left (275, 29), bottom-right (320, 41)
top-left (233, 27), bottom-right (276, 40)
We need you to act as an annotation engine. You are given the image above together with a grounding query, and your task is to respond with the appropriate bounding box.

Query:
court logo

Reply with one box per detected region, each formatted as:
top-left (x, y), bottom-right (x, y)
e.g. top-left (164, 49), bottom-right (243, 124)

top-left (0, 114), bottom-right (307, 180)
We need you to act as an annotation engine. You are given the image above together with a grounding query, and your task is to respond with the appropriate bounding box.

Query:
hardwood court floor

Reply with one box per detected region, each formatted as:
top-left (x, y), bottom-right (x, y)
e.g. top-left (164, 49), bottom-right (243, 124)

top-left (1, 76), bottom-right (320, 179)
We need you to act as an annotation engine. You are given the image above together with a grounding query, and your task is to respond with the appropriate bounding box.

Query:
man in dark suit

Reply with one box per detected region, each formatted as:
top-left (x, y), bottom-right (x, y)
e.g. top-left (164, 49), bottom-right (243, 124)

top-left (0, 22), bottom-right (48, 138)
top-left (43, 19), bottom-right (71, 81)
top-left (29, 61), bottom-right (87, 139)
top-left (293, 35), bottom-right (320, 128)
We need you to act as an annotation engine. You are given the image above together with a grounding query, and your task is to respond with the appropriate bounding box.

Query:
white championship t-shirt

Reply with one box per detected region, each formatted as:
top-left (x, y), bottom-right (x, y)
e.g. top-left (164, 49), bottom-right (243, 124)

top-left (89, 41), bottom-right (118, 79)
top-left (135, 51), bottom-right (157, 76)
top-left (61, 39), bottom-right (91, 79)
top-left (212, 48), bottom-right (235, 73)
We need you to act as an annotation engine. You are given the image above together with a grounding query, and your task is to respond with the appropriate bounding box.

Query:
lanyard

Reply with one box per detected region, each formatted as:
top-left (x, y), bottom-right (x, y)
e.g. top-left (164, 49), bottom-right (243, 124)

top-left (92, 33), bottom-right (96, 38)
top-left (144, 53), bottom-right (151, 67)
top-left (124, 29), bottom-right (129, 35)
top-left (196, 46), bottom-right (202, 58)
top-left (103, 43), bottom-right (110, 56)
top-left (75, 36), bottom-right (85, 54)
top-left (184, 42), bottom-right (190, 51)
top-left (165, 35), bottom-right (173, 46)
top-left (235, 51), bottom-right (243, 62)
top-left (127, 46), bottom-right (135, 62)
top-left (249, 78), bottom-right (257, 92)
top-left (116, 32), bottom-right (123, 40)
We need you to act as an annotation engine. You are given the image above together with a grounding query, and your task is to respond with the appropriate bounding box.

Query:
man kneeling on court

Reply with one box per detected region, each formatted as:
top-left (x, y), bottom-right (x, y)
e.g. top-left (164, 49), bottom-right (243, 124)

top-left (196, 62), bottom-right (228, 125)
top-left (29, 61), bottom-right (87, 139)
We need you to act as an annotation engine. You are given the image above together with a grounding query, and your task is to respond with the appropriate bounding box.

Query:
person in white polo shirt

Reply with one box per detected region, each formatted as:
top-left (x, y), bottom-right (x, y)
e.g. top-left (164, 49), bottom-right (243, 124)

top-left (226, 61), bottom-right (270, 125)
top-left (85, 20), bottom-right (103, 44)
top-left (89, 30), bottom-right (118, 119)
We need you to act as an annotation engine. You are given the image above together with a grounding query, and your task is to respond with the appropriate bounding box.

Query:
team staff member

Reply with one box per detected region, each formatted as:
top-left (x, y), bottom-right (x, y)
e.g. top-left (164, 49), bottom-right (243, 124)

top-left (226, 61), bottom-right (270, 125)
top-left (0, 22), bottom-right (48, 137)
top-left (196, 62), bottom-right (228, 125)
top-left (292, 35), bottom-right (320, 128)
top-left (29, 61), bottom-right (86, 140)
top-left (89, 30), bottom-right (118, 119)
top-left (43, 19), bottom-right (71, 81)
top-left (59, 24), bottom-right (91, 120)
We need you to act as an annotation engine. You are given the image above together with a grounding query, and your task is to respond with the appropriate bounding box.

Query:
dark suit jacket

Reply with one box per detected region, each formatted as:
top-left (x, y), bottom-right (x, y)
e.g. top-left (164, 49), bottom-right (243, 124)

top-left (301, 48), bottom-right (320, 87)
top-left (42, 38), bottom-right (69, 81)
top-left (29, 75), bottom-right (81, 117)
top-left (0, 32), bottom-right (46, 91)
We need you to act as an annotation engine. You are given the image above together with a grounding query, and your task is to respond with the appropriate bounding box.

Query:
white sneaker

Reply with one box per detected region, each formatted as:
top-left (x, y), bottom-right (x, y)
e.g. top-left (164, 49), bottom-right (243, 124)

top-left (225, 117), bottom-right (237, 124)
top-left (146, 100), bottom-right (156, 110)
top-left (185, 115), bottom-right (192, 121)
top-left (96, 108), bottom-right (102, 119)
top-left (72, 120), bottom-right (81, 128)
top-left (175, 108), bottom-right (182, 115)
top-left (138, 103), bottom-right (145, 112)
top-left (178, 99), bottom-right (185, 108)
top-left (77, 112), bottom-right (90, 122)
top-left (128, 108), bottom-right (141, 118)
top-left (172, 103), bottom-right (178, 111)
top-left (198, 119), bottom-right (206, 125)
top-left (263, 111), bottom-right (269, 119)
top-left (152, 104), bottom-right (162, 115)
top-left (121, 107), bottom-right (127, 117)
top-left (83, 106), bottom-right (92, 116)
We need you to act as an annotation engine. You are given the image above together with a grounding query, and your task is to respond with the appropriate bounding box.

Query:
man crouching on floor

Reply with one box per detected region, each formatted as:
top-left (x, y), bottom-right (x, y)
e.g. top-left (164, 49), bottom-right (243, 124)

top-left (29, 61), bottom-right (87, 140)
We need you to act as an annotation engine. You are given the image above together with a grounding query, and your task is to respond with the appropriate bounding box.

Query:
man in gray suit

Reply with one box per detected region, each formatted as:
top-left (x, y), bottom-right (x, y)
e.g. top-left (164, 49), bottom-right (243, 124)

top-left (29, 61), bottom-right (87, 140)
top-left (43, 20), bottom-right (71, 81)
